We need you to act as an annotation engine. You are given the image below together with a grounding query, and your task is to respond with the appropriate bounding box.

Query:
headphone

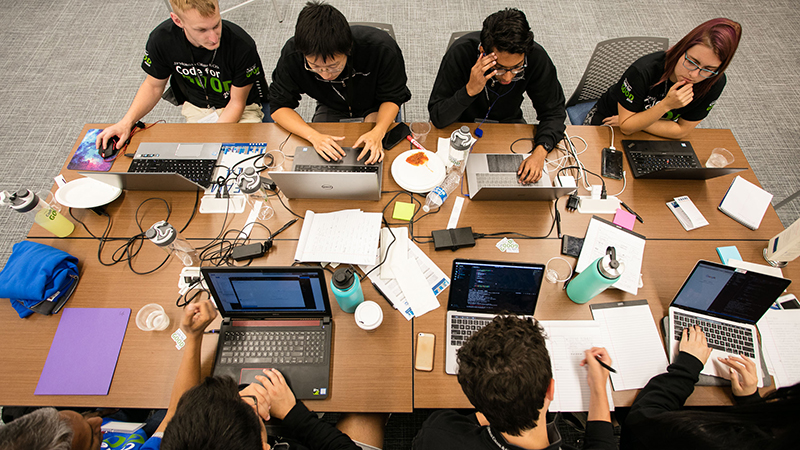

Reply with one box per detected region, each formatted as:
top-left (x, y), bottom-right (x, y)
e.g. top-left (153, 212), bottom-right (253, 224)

top-left (236, 167), bottom-right (261, 194)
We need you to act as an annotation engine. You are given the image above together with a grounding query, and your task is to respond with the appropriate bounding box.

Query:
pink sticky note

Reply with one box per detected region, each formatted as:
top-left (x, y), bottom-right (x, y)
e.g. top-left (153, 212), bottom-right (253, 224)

top-left (613, 208), bottom-right (636, 231)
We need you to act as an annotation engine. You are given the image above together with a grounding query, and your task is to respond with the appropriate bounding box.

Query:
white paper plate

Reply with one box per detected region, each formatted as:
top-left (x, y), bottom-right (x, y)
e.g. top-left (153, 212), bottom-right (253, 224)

top-left (391, 149), bottom-right (446, 193)
top-left (55, 177), bottom-right (122, 208)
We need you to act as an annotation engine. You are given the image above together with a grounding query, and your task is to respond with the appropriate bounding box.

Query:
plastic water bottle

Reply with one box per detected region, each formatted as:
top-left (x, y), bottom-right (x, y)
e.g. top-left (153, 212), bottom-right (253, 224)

top-left (330, 266), bottom-right (364, 313)
top-left (448, 125), bottom-right (475, 170)
top-left (1, 189), bottom-right (74, 237)
top-left (146, 220), bottom-right (200, 267)
top-left (566, 246), bottom-right (625, 304)
top-left (422, 126), bottom-right (476, 212)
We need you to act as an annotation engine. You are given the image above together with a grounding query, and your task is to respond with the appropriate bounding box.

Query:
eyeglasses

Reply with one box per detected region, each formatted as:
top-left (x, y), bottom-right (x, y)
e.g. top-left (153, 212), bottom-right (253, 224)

top-left (304, 58), bottom-right (345, 75)
top-left (493, 55), bottom-right (527, 78)
top-left (240, 395), bottom-right (261, 416)
top-left (682, 53), bottom-right (719, 79)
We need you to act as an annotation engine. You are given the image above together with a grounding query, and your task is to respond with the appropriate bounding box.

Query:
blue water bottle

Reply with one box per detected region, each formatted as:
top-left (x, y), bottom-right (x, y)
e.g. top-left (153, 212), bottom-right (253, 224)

top-left (566, 247), bottom-right (624, 304)
top-left (330, 266), bottom-right (364, 313)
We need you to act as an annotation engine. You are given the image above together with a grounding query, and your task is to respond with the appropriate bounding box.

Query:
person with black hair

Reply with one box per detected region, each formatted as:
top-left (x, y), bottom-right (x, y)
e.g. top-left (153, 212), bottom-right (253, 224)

top-left (269, 1), bottom-right (411, 165)
top-left (621, 325), bottom-right (799, 450)
top-left (412, 315), bottom-right (616, 450)
top-left (428, 8), bottom-right (566, 183)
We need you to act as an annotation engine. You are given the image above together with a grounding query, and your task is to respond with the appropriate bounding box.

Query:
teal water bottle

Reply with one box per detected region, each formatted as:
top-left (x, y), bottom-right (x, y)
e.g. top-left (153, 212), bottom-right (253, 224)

top-left (566, 247), bottom-right (624, 304)
top-left (330, 266), bottom-right (364, 313)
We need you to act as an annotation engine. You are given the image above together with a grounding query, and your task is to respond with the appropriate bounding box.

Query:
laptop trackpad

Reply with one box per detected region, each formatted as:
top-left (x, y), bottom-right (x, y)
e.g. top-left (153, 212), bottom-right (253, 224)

top-left (487, 154), bottom-right (524, 172)
top-left (176, 143), bottom-right (204, 157)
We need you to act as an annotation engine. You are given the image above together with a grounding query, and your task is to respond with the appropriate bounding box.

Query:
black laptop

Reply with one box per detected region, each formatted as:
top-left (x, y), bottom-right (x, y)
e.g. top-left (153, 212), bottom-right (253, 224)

top-left (202, 267), bottom-right (333, 399)
top-left (622, 140), bottom-right (745, 179)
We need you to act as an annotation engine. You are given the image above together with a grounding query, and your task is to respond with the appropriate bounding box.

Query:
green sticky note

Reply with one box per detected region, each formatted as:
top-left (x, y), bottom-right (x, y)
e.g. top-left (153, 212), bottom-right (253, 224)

top-left (393, 202), bottom-right (415, 221)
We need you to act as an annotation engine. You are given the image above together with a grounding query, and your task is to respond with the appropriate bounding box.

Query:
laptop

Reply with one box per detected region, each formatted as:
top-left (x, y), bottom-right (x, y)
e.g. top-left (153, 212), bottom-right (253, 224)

top-left (269, 146), bottom-right (383, 200)
top-left (127, 142), bottom-right (223, 188)
top-left (666, 260), bottom-right (790, 386)
top-left (78, 172), bottom-right (205, 191)
top-left (445, 259), bottom-right (545, 375)
top-left (466, 153), bottom-right (576, 200)
top-left (622, 140), bottom-right (746, 179)
top-left (202, 266), bottom-right (334, 399)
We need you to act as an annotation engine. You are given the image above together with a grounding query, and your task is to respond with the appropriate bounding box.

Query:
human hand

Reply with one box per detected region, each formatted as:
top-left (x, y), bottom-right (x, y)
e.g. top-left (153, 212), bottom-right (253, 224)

top-left (354, 128), bottom-right (385, 165)
top-left (466, 52), bottom-right (497, 97)
top-left (517, 147), bottom-right (547, 183)
top-left (240, 380), bottom-right (272, 421)
top-left (180, 298), bottom-right (217, 339)
top-left (308, 133), bottom-right (347, 161)
top-left (662, 81), bottom-right (694, 110)
top-left (718, 354), bottom-right (758, 396)
top-left (96, 122), bottom-right (132, 150)
top-left (679, 325), bottom-right (712, 365)
top-left (581, 347), bottom-right (612, 392)
top-left (257, 368), bottom-right (297, 420)
top-left (601, 115), bottom-right (619, 127)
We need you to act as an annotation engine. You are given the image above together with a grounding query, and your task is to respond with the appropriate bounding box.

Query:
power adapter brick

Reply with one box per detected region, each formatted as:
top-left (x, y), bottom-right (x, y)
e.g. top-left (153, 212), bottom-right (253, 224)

top-left (432, 227), bottom-right (476, 251)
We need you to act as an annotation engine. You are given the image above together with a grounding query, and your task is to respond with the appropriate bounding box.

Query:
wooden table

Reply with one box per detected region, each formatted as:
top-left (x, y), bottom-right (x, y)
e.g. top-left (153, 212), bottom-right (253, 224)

top-left (6, 122), bottom-right (792, 412)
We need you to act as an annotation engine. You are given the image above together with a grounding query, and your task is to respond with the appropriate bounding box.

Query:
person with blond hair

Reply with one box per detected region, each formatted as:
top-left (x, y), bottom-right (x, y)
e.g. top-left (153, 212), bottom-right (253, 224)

top-left (97, 0), bottom-right (269, 151)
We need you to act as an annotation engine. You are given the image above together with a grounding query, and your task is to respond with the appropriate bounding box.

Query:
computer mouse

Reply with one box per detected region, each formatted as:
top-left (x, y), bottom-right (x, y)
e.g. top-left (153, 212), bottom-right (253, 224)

top-left (100, 136), bottom-right (120, 159)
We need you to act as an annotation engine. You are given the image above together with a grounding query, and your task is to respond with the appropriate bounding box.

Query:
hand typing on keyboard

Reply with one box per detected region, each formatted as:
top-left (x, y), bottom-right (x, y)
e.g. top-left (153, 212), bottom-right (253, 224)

top-left (679, 325), bottom-right (712, 365)
top-left (717, 354), bottom-right (758, 397)
top-left (354, 127), bottom-right (386, 165)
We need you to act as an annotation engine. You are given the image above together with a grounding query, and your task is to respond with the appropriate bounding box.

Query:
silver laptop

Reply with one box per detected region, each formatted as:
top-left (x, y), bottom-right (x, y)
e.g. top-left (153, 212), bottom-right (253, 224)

top-left (202, 266), bottom-right (334, 400)
top-left (667, 260), bottom-right (790, 386)
top-left (127, 142), bottom-right (223, 188)
top-left (270, 146), bottom-right (383, 201)
top-left (445, 259), bottom-right (545, 375)
top-left (466, 153), bottom-right (576, 200)
top-left (79, 172), bottom-right (205, 191)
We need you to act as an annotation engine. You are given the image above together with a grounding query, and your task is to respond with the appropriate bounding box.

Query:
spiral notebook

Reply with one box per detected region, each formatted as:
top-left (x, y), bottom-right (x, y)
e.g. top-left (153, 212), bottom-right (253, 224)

top-left (718, 176), bottom-right (773, 230)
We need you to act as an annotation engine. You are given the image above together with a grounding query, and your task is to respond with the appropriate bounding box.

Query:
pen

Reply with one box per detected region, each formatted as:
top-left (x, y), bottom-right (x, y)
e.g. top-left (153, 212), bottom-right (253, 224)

top-left (204, 329), bottom-right (220, 334)
top-left (371, 282), bottom-right (397, 309)
top-left (595, 356), bottom-right (617, 373)
top-left (619, 200), bottom-right (644, 224)
top-left (406, 135), bottom-right (428, 151)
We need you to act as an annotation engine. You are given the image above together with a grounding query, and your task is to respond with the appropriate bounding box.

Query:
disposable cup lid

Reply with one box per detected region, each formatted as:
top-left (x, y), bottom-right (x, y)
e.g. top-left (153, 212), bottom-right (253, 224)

top-left (354, 301), bottom-right (383, 330)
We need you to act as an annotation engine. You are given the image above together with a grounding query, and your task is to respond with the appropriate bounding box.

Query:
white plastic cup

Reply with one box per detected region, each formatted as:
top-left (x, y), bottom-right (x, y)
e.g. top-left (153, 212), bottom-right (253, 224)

top-left (410, 122), bottom-right (432, 144)
top-left (136, 303), bottom-right (170, 331)
top-left (706, 148), bottom-right (734, 168)
top-left (354, 301), bottom-right (383, 332)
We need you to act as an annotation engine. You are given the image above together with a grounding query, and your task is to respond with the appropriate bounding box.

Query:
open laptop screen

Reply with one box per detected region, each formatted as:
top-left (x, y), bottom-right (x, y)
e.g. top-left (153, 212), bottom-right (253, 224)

top-left (448, 259), bottom-right (544, 315)
top-left (671, 260), bottom-right (790, 324)
top-left (202, 267), bottom-right (330, 318)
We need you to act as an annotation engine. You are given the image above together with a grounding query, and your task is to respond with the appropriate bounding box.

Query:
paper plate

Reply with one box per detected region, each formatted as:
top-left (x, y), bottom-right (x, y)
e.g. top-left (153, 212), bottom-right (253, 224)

top-left (55, 177), bottom-right (122, 208)
top-left (391, 149), bottom-right (446, 193)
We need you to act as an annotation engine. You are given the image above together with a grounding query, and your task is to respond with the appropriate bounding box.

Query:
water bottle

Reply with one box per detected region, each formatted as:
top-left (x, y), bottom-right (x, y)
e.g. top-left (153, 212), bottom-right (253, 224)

top-left (330, 266), bottom-right (364, 313)
top-left (146, 220), bottom-right (200, 267)
top-left (422, 169), bottom-right (463, 212)
top-left (448, 125), bottom-right (475, 170)
top-left (1, 189), bottom-right (74, 237)
top-left (566, 247), bottom-right (625, 304)
top-left (422, 126), bottom-right (476, 212)
top-left (237, 167), bottom-right (274, 220)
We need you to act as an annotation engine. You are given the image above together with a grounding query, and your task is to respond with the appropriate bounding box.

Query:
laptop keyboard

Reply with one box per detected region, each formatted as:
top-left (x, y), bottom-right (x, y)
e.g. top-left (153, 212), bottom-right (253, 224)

top-left (629, 151), bottom-right (699, 175)
top-left (128, 158), bottom-right (216, 188)
top-left (475, 172), bottom-right (544, 189)
top-left (295, 164), bottom-right (380, 173)
top-left (450, 315), bottom-right (493, 347)
top-left (673, 311), bottom-right (755, 358)
top-left (218, 330), bottom-right (326, 365)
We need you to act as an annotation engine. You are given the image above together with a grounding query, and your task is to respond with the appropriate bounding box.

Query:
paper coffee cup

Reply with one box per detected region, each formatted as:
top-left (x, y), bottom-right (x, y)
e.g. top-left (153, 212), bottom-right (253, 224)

top-left (136, 303), bottom-right (170, 331)
top-left (354, 301), bottom-right (383, 331)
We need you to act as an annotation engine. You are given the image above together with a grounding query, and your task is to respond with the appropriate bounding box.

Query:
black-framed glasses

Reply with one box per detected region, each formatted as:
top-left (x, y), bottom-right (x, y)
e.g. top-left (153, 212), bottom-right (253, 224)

top-left (682, 52), bottom-right (719, 79)
top-left (304, 58), bottom-right (345, 75)
top-left (241, 395), bottom-right (261, 415)
top-left (494, 55), bottom-right (527, 78)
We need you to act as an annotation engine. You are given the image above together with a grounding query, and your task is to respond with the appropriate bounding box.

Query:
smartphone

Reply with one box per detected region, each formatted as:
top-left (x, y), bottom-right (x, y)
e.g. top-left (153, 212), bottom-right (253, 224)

top-left (414, 332), bottom-right (435, 372)
top-left (601, 147), bottom-right (623, 180)
top-left (382, 122), bottom-right (412, 150)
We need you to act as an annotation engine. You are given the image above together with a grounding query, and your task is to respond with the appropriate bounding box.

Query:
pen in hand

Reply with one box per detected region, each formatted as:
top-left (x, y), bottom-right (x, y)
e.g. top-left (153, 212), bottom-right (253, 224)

top-left (595, 356), bottom-right (617, 373)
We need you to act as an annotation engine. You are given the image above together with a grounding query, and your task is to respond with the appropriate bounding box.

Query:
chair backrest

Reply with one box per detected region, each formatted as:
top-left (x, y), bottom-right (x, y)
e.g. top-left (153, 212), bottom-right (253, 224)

top-left (566, 36), bottom-right (669, 107)
top-left (349, 22), bottom-right (396, 41)
top-left (447, 31), bottom-right (476, 51)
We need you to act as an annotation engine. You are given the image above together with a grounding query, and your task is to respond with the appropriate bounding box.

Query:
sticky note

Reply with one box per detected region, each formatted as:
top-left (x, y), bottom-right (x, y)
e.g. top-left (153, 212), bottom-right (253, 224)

top-left (613, 208), bottom-right (636, 231)
top-left (716, 246), bottom-right (742, 265)
top-left (393, 202), bottom-right (415, 221)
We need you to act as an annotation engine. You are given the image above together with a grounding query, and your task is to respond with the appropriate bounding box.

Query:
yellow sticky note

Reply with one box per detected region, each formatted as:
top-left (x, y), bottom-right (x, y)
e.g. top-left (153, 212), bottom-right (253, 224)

top-left (392, 202), bottom-right (415, 221)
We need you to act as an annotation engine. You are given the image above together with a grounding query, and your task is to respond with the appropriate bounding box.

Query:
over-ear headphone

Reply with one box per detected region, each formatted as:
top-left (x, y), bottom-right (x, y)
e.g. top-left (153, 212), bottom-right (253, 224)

top-left (236, 167), bottom-right (261, 194)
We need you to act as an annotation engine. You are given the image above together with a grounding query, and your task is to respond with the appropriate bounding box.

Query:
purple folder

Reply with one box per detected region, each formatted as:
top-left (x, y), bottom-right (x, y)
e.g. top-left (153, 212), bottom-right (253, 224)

top-left (35, 308), bottom-right (131, 395)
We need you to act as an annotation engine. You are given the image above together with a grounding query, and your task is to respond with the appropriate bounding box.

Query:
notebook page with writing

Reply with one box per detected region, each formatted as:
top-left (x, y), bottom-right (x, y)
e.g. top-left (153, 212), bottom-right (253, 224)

top-left (540, 321), bottom-right (615, 412)
top-left (590, 300), bottom-right (669, 391)
top-left (758, 309), bottom-right (800, 388)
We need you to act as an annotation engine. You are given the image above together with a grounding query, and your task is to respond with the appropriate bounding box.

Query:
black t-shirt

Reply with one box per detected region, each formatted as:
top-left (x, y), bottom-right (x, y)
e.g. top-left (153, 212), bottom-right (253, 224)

top-left (142, 19), bottom-right (268, 109)
top-left (427, 31), bottom-right (566, 151)
top-left (593, 51), bottom-right (726, 124)
top-left (269, 25), bottom-right (411, 118)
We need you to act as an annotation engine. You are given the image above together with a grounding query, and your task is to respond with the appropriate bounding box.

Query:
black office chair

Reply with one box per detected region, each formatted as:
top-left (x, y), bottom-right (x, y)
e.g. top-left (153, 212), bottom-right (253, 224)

top-left (447, 30), bottom-right (475, 50)
top-left (566, 36), bottom-right (669, 125)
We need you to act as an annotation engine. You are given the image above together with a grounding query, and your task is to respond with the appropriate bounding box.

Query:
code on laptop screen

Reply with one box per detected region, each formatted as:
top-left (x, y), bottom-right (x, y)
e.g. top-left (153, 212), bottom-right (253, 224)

top-left (448, 260), bottom-right (544, 315)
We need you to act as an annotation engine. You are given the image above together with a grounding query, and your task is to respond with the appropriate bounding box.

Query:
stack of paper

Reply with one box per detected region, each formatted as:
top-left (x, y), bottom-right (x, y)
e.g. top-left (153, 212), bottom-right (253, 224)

top-left (757, 309), bottom-right (800, 388)
top-left (294, 210), bottom-right (383, 265)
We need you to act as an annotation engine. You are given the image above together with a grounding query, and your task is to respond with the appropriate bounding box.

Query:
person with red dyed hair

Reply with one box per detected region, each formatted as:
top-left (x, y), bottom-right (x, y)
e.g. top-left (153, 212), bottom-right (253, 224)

top-left (586, 18), bottom-right (741, 139)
